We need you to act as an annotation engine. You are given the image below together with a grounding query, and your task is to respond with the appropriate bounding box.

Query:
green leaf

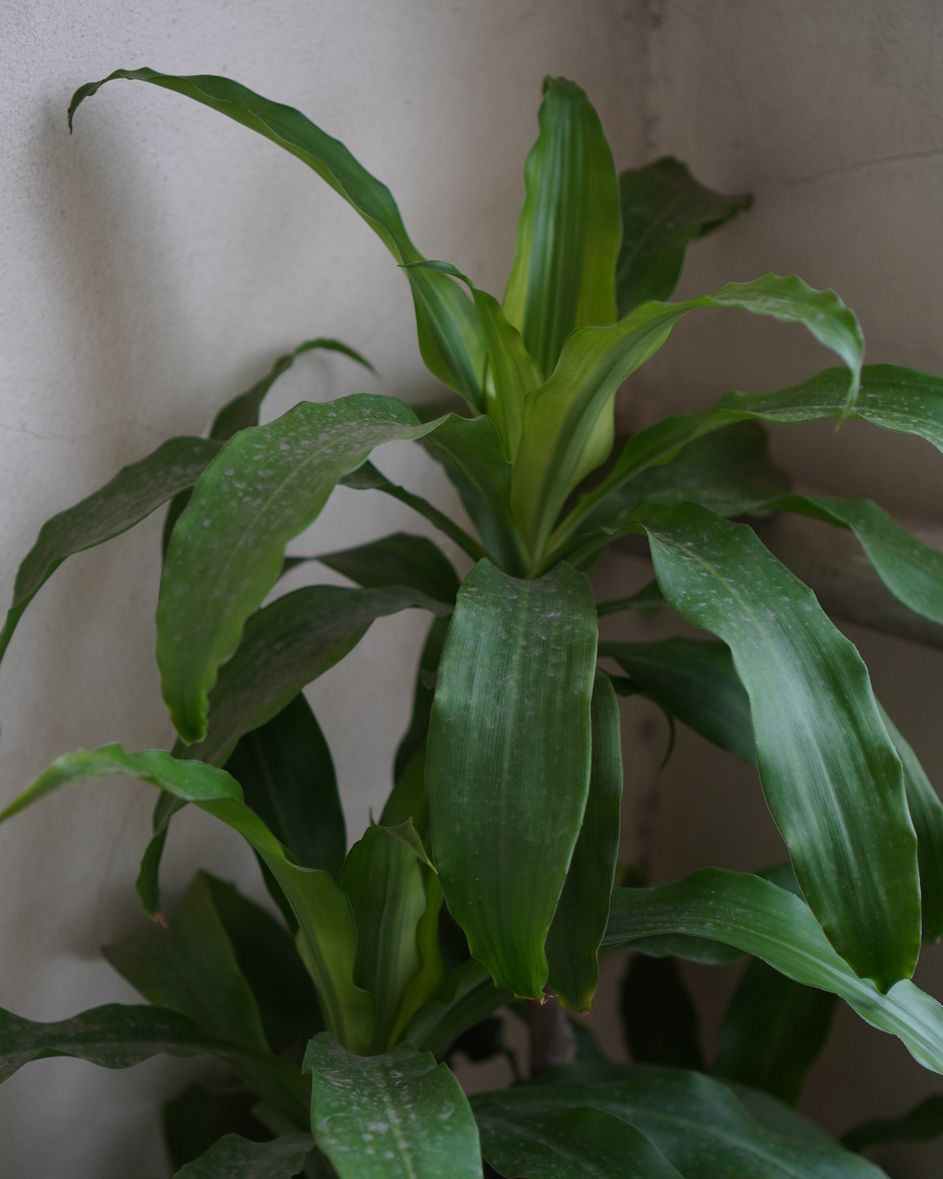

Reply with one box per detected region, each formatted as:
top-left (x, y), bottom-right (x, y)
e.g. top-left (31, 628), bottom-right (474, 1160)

top-left (0, 435), bottom-right (219, 663)
top-left (604, 868), bottom-right (943, 1075)
top-left (635, 503), bottom-right (919, 990)
top-left (471, 286), bottom-right (542, 458)
top-left (596, 581), bottom-right (665, 617)
top-left (304, 1033), bottom-right (483, 1178)
top-left (70, 69), bottom-right (487, 408)
top-left (714, 960), bottom-right (837, 1103)
top-left (105, 873), bottom-right (269, 1052)
top-left (512, 274), bottom-right (863, 561)
top-left (546, 674), bottom-right (623, 1011)
top-left (157, 394), bottom-right (441, 743)
top-left (843, 1094), bottom-right (943, 1153)
top-left (475, 1065), bottom-right (886, 1178)
top-left (402, 959), bottom-right (510, 1059)
top-left (225, 693), bottom-right (346, 876)
top-left (163, 1082), bottom-right (268, 1171)
top-left (393, 616), bottom-right (450, 784)
top-left (616, 157), bottom-right (752, 314)
top-left (427, 560), bottom-right (598, 997)
top-left (503, 76), bottom-right (621, 377)
top-left (174, 1134), bottom-right (313, 1179)
top-left (477, 1105), bottom-right (684, 1178)
top-left (1, 746), bottom-right (374, 1053)
top-left (317, 532), bottom-right (459, 603)
top-left (602, 638), bottom-right (754, 762)
top-left (620, 956), bottom-right (703, 1069)
top-left (339, 824), bottom-right (439, 1051)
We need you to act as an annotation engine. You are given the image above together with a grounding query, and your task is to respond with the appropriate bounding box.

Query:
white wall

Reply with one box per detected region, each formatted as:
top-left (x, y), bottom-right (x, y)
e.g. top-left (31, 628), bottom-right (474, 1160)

top-left (0, 3), bottom-right (642, 1174)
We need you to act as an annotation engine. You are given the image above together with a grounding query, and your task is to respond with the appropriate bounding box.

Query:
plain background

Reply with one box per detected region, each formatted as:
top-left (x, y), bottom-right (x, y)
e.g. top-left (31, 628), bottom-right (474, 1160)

top-left (1, 1), bottom-right (942, 1175)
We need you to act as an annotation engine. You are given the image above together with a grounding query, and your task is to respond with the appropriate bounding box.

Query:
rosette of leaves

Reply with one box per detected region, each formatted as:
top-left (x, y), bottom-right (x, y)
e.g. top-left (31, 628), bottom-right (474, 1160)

top-left (3, 68), bottom-right (943, 1177)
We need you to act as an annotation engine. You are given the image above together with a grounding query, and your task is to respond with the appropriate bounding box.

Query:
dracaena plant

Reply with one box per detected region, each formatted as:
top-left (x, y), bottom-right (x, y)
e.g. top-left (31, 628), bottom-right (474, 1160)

top-left (2, 68), bottom-right (943, 1179)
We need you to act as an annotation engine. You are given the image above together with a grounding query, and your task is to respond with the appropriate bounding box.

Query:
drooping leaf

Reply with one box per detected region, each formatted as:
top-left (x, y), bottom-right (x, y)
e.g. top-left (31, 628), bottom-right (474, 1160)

top-left (620, 956), bottom-right (703, 1070)
top-left (602, 638), bottom-right (754, 762)
top-left (617, 157), bottom-right (752, 314)
top-left (503, 76), bottom-right (621, 377)
top-left (477, 1104), bottom-right (684, 1178)
top-left (1, 747), bottom-right (374, 1054)
top-left (546, 674), bottom-right (623, 1011)
top-left (225, 693), bottom-right (345, 876)
top-left (174, 1133), bottom-right (313, 1178)
top-left (475, 1065), bottom-right (886, 1178)
top-left (70, 69), bottom-right (487, 408)
top-left (0, 436), bottom-right (219, 663)
top-left (511, 273), bottom-right (863, 560)
top-left (633, 503), bottom-right (918, 990)
top-left (843, 1094), bottom-right (943, 1154)
top-left (427, 560), bottom-right (598, 997)
top-left (157, 394), bottom-right (441, 743)
top-left (604, 869), bottom-right (943, 1075)
top-left (714, 960), bottom-right (837, 1104)
top-left (318, 532), bottom-right (459, 603)
top-left (304, 1033), bottom-right (483, 1178)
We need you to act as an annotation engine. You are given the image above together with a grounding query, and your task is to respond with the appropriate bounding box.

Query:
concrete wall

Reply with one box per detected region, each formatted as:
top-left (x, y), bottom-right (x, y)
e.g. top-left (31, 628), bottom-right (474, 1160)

top-left (1, 1), bottom-right (942, 1176)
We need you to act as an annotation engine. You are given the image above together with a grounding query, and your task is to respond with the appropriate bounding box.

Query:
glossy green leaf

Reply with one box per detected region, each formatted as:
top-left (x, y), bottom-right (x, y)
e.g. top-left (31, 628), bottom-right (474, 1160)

top-left (318, 532), bottom-right (459, 603)
top-left (843, 1095), bottom-right (943, 1153)
top-left (0, 436), bottom-right (219, 663)
top-left (602, 638), bottom-right (754, 762)
top-left (617, 157), bottom-right (752, 314)
top-left (503, 77), bottom-right (620, 376)
top-left (174, 1134), bottom-right (313, 1178)
top-left (621, 956), bottom-right (703, 1070)
top-left (636, 503), bottom-right (918, 990)
top-left (1, 746), bottom-right (374, 1053)
top-left (105, 873), bottom-right (268, 1051)
top-left (225, 693), bottom-right (345, 876)
top-left (472, 286), bottom-right (542, 457)
top-left (427, 560), bottom-right (598, 997)
top-left (546, 674), bottom-right (623, 1011)
top-left (512, 274), bottom-right (863, 560)
top-left (70, 69), bottom-right (487, 407)
top-left (604, 869), bottom-right (943, 1075)
top-left (157, 394), bottom-right (441, 743)
top-left (477, 1105), bottom-right (684, 1178)
top-left (339, 824), bottom-right (438, 1052)
top-left (715, 960), bottom-right (837, 1103)
top-left (304, 1033), bottom-right (483, 1178)
top-left (476, 1065), bottom-right (886, 1178)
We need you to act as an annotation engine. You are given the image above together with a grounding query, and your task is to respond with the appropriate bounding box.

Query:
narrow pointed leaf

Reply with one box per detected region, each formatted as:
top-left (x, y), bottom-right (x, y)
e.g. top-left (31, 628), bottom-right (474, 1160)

top-left (1, 746), bottom-right (373, 1053)
top-left (511, 274), bottom-right (863, 557)
top-left (70, 69), bottom-right (487, 407)
top-left (174, 1134), bottom-right (314, 1179)
top-left (157, 394), bottom-right (441, 743)
top-left (0, 436), bottom-right (219, 662)
top-left (843, 1095), bottom-right (943, 1153)
top-left (472, 286), bottom-right (542, 457)
top-left (225, 693), bottom-right (345, 875)
top-left (617, 157), bottom-right (752, 314)
top-left (715, 960), bottom-right (837, 1103)
top-left (318, 532), bottom-right (459, 603)
top-left (477, 1105), bottom-right (684, 1179)
top-left (546, 674), bottom-right (623, 1011)
top-left (304, 1033), bottom-right (483, 1178)
top-left (402, 960), bottom-right (510, 1059)
top-left (393, 615), bottom-right (450, 783)
top-left (604, 868), bottom-right (943, 1075)
top-left (427, 560), bottom-right (598, 997)
top-left (503, 76), bottom-right (621, 376)
top-left (634, 503), bottom-right (918, 990)
top-left (475, 1065), bottom-right (887, 1178)
top-left (621, 956), bottom-right (703, 1069)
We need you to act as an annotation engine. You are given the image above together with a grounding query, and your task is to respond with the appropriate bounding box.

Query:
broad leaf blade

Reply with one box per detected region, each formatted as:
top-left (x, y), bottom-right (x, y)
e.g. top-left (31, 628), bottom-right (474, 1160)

top-left (0, 436), bottom-right (219, 662)
top-left (304, 1033), bottom-right (483, 1178)
top-left (157, 394), bottom-right (439, 743)
top-left (70, 69), bottom-right (487, 407)
top-left (477, 1105), bottom-right (684, 1178)
top-left (604, 868), bottom-right (943, 1075)
top-left (617, 157), bottom-right (752, 314)
top-left (427, 560), bottom-right (598, 997)
top-left (503, 76), bottom-right (621, 376)
top-left (174, 1134), bottom-right (313, 1178)
top-left (546, 673), bottom-right (623, 1011)
top-left (638, 503), bottom-right (919, 990)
